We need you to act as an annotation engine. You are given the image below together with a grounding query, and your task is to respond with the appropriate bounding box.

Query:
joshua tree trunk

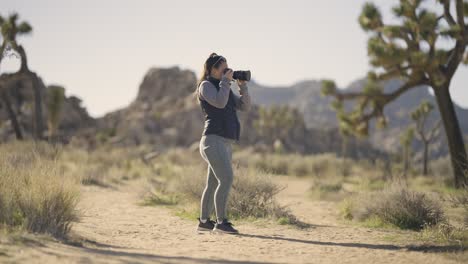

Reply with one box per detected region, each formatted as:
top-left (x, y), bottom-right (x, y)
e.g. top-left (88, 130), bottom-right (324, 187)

top-left (0, 43), bottom-right (5, 67)
top-left (341, 134), bottom-right (348, 177)
top-left (11, 43), bottom-right (29, 73)
top-left (433, 85), bottom-right (468, 188)
top-left (18, 46), bottom-right (28, 72)
top-left (30, 74), bottom-right (44, 140)
top-left (1, 90), bottom-right (23, 140)
top-left (423, 139), bottom-right (429, 176)
top-left (402, 146), bottom-right (409, 178)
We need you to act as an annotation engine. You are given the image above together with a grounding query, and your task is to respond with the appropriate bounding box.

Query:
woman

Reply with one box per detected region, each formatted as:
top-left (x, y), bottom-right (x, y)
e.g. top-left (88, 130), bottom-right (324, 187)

top-left (194, 53), bottom-right (251, 234)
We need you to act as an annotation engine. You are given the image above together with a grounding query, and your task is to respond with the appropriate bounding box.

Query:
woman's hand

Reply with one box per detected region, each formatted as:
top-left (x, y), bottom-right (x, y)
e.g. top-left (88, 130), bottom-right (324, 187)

top-left (237, 79), bottom-right (247, 86)
top-left (223, 69), bottom-right (234, 81)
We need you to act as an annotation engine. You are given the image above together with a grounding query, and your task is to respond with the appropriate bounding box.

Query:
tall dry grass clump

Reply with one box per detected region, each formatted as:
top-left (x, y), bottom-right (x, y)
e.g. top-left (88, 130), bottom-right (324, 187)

top-left (145, 152), bottom-right (308, 227)
top-left (341, 183), bottom-right (445, 230)
top-left (0, 141), bottom-right (80, 237)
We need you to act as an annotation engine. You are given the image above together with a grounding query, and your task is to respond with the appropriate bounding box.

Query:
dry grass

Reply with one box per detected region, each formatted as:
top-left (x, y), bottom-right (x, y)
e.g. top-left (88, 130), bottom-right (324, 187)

top-left (141, 147), bottom-right (466, 232)
top-left (142, 150), bottom-right (308, 227)
top-left (54, 141), bottom-right (465, 237)
top-left (233, 150), bottom-right (343, 177)
top-left (0, 141), bottom-right (80, 238)
top-left (419, 221), bottom-right (468, 248)
top-left (59, 144), bottom-right (156, 187)
top-left (308, 177), bottom-right (346, 201)
top-left (340, 183), bottom-right (446, 231)
top-left (444, 187), bottom-right (468, 232)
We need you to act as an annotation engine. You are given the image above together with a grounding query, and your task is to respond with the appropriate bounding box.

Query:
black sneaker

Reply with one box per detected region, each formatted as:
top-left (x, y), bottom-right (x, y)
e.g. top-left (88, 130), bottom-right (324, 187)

top-left (197, 217), bottom-right (216, 232)
top-left (213, 219), bottom-right (239, 234)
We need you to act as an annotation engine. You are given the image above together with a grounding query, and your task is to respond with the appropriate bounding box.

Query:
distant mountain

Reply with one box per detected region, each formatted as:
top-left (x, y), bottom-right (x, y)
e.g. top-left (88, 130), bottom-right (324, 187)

top-left (73, 66), bottom-right (385, 159)
top-left (3, 66), bottom-right (463, 161)
top-left (249, 77), bottom-right (468, 158)
top-left (247, 79), bottom-right (335, 129)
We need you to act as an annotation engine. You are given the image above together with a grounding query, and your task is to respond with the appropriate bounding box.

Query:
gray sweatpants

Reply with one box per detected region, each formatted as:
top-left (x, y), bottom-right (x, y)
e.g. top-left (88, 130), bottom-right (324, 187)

top-left (199, 134), bottom-right (235, 221)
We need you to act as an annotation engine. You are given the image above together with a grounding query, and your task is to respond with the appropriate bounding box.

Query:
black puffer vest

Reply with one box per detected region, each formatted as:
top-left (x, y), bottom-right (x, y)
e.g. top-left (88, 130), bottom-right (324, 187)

top-left (198, 76), bottom-right (241, 141)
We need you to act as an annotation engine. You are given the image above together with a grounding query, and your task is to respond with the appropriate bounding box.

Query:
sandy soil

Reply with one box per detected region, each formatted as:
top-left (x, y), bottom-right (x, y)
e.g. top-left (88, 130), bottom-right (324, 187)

top-left (0, 175), bottom-right (466, 264)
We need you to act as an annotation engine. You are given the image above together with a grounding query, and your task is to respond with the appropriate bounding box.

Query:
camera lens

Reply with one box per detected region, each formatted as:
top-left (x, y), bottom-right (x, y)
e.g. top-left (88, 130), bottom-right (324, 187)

top-left (223, 68), bottom-right (251, 81)
top-left (233, 70), bottom-right (251, 81)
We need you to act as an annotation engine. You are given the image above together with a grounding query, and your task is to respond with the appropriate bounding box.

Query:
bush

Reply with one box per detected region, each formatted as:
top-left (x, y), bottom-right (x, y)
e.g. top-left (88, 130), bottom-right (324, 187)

top-left (445, 188), bottom-right (468, 227)
top-left (308, 177), bottom-right (346, 201)
top-left (228, 168), bottom-right (286, 218)
top-left (60, 145), bottom-right (155, 186)
top-left (344, 184), bottom-right (446, 230)
top-left (0, 141), bottom-right (80, 237)
top-left (419, 221), bottom-right (468, 247)
top-left (238, 151), bottom-right (342, 177)
top-left (148, 160), bottom-right (308, 227)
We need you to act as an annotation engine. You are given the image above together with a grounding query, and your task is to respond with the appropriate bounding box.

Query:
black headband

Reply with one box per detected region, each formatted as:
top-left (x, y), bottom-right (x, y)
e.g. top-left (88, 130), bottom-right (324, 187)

top-left (208, 55), bottom-right (226, 67)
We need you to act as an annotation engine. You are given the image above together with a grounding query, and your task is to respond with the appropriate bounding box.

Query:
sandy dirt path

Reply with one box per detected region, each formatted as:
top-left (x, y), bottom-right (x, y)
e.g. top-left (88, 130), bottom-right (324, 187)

top-left (0, 175), bottom-right (465, 263)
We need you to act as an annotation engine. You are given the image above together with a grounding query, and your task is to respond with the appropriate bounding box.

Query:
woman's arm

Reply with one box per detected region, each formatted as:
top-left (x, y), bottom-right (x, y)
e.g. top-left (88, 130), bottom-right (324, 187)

top-left (233, 82), bottom-right (251, 111)
top-left (199, 76), bottom-right (232, 108)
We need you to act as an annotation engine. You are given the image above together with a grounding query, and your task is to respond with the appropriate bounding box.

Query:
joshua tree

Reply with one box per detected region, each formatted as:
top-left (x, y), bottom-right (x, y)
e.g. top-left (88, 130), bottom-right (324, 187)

top-left (0, 43), bottom-right (23, 139)
top-left (0, 13), bottom-right (31, 72)
top-left (46, 85), bottom-right (65, 142)
top-left (410, 100), bottom-right (442, 175)
top-left (0, 12), bottom-right (44, 140)
top-left (0, 89), bottom-right (23, 139)
top-left (321, 0), bottom-right (468, 188)
top-left (253, 105), bottom-right (300, 147)
top-left (400, 127), bottom-right (415, 178)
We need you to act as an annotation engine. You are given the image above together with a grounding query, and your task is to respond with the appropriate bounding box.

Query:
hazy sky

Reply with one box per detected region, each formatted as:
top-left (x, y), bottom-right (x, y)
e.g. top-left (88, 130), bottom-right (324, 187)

top-left (1, 0), bottom-right (467, 117)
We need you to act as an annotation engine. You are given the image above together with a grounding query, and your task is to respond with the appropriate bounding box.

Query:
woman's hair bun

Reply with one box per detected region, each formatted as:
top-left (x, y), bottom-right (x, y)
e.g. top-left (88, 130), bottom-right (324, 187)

top-left (209, 52), bottom-right (218, 57)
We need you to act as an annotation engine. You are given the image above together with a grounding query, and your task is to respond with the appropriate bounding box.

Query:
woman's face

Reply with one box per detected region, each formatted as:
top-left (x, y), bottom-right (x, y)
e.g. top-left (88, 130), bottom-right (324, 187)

top-left (210, 61), bottom-right (228, 79)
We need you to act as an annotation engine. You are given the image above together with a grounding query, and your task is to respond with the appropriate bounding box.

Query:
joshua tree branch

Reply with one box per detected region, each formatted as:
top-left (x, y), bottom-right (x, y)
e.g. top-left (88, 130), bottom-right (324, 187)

top-left (456, 0), bottom-right (466, 33)
top-left (444, 1), bottom-right (467, 79)
top-left (333, 78), bottom-right (426, 104)
top-left (443, 0), bottom-right (456, 26)
top-left (428, 119), bottom-right (442, 141)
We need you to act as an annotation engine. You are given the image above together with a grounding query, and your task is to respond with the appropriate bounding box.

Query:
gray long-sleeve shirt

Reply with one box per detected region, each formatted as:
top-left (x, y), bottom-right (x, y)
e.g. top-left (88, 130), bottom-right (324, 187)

top-left (198, 76), bottom-right (252, 111)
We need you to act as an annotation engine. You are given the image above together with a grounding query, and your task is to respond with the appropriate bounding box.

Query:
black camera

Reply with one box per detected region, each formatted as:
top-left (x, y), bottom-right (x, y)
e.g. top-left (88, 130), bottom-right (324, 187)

top-left (223, 68), bottom-right (251, 81)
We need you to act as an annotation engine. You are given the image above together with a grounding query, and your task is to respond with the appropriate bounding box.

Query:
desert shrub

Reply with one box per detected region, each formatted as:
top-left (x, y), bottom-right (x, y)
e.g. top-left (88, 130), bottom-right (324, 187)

top-left (343, 184), bottom-right (445, 230)
top-left (147, 160), bottom-right (308, 227)
top-left (161, 147), bottom-right (201, 166)
top-left (0, 141), bottom-right (80, 237)
top-left (288, 158), bottom-right (310, 177)
top-left (60, 145), bottom-right (155, 186)
top-left (419, 221), bottom-right (468, 247)
top-left (254, 156), bottom-right (289, 175)
top-left (165, 164), bottom-right (206, 202)
top-left (228, 168), bottom-right (286, 218)
top-left (428, 156), bottom-right (456, 188)
top-left (445, 188), bottom-right (468, 227)
top-left (141, 189), bottom-right (179, 206)
top-left (308, 177), bottom-right (346, 201)
top-left (234, 151), bottom-right (343, 178)
top-left (339, 198), bottom-right (354, 220)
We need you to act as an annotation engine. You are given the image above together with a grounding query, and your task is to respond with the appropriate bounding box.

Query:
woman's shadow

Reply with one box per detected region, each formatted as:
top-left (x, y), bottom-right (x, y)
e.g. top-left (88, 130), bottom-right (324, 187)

top-left (233, 228), bottom-right (465, 253)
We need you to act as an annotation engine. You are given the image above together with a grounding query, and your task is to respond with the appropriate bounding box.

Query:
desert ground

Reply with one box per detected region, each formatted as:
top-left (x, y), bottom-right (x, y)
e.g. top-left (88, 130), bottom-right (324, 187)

top-left (1, 172), bottom-right (465, 264)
